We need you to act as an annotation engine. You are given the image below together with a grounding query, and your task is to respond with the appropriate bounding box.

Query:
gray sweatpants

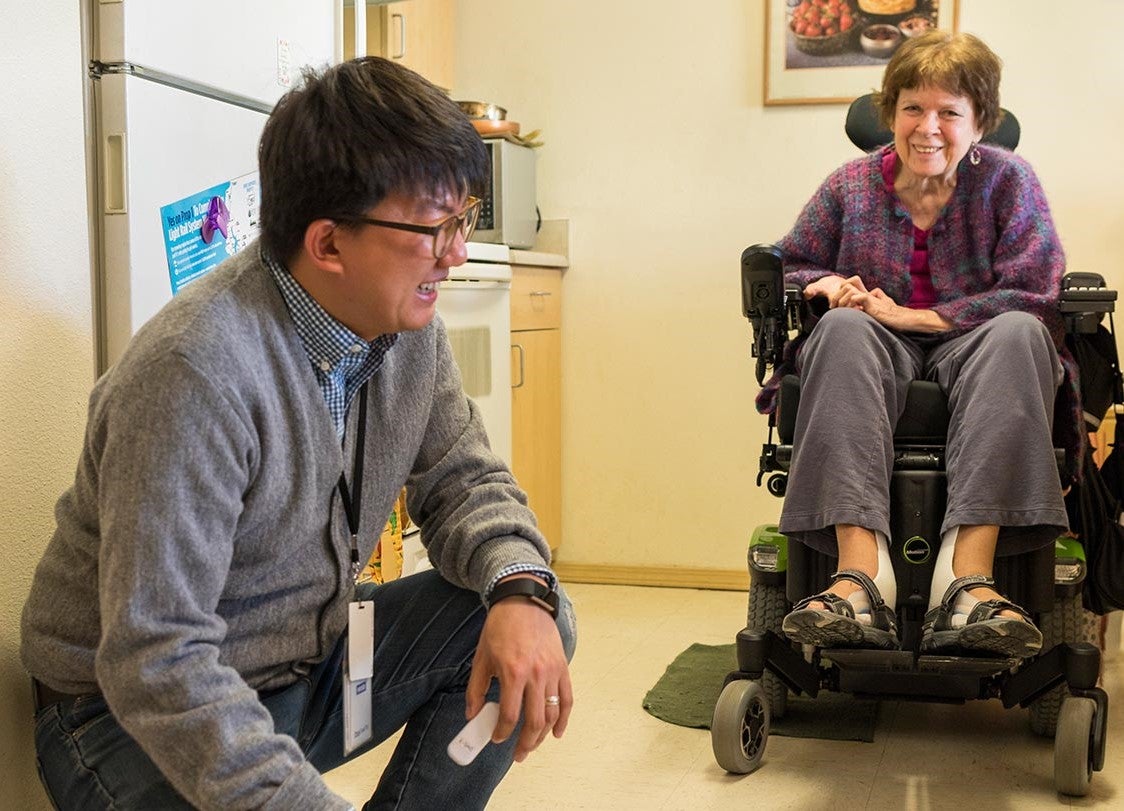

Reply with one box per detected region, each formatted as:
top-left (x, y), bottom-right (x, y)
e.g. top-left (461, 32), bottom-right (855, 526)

top-left (778, 308), bottom-right (1068, 558)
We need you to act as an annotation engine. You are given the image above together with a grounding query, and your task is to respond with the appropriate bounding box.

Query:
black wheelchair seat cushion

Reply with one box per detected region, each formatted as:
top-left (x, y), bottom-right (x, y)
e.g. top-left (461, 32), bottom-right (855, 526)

top-left (777, 375), bottom-right (950, 445)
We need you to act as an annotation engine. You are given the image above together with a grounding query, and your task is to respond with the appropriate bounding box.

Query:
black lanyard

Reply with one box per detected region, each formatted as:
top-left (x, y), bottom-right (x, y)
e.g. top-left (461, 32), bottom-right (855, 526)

top-left (336, 382), bottom-right (369, 583)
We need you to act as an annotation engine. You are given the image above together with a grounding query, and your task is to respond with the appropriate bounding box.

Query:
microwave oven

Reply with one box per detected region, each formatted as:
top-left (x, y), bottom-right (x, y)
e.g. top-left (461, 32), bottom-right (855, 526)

top-left (474, 138), bottom-right (537, 249)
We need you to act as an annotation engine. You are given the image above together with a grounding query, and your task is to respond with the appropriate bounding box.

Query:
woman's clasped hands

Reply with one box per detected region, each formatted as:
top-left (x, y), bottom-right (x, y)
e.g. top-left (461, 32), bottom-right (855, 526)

top-left (804, 274), bottom-right (897, 323)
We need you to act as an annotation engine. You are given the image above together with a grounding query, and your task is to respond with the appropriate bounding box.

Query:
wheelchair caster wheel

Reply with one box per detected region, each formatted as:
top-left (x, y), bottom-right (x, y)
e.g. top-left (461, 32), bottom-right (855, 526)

top-left (1055, 696), bottom-right (1096, 796)
top-left (766, 474), bottom-right (787, 497)
top-left (711, 679), bottom-right (770, 774)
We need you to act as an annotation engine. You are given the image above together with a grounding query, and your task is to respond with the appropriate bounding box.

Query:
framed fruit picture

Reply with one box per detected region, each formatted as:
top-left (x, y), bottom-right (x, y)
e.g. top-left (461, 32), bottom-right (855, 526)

top-left (764, 0), bottom-right (960, 105)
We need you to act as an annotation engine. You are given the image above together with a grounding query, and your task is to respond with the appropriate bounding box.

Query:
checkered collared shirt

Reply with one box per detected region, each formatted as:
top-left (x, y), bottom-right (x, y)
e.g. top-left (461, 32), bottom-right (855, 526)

top-left (264, 250), bottom-right (396, 440)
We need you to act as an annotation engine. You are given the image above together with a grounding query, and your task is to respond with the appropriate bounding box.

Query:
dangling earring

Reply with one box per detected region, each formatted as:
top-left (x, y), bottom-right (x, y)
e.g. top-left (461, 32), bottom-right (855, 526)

top-left (969, 142), bottom-right (981, 166)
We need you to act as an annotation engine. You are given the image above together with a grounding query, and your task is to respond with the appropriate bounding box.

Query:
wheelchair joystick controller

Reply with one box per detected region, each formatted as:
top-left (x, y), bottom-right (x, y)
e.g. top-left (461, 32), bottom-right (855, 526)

top-left (741, 244), bottom-right (787, 385)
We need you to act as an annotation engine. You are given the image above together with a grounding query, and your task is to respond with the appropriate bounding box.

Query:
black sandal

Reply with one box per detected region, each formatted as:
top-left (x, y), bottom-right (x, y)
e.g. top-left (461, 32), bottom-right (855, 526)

top-left (781, 569), bottom-right (899, 649)
top-left (921, 575), bottom-right (1043, 658)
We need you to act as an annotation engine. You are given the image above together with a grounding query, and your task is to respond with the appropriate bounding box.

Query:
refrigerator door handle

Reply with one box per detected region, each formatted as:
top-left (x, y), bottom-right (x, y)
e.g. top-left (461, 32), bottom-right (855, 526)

top-left (92, 61), bottom-right (273, 115)
top-left (103, 133), bottom-right (127, 214)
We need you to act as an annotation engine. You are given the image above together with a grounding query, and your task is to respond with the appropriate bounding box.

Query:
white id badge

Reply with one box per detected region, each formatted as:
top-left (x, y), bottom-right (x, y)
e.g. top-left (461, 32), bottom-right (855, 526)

top-left (348, 601), bottom-right (375, 681)
top-left (342, 662), bottom-right (372, 755)
top-left (342, 600), bottom-right (375, 754)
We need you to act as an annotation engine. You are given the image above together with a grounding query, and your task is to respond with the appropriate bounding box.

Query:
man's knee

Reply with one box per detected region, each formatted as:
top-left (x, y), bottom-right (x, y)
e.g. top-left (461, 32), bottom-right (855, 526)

top-left (554, 585), bottom-right (578, 661)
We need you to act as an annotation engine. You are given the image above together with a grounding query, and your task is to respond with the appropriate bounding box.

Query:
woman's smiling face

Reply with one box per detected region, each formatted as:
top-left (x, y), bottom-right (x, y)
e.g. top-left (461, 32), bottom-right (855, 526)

top-left (893, 84), bottom-right (984, 183)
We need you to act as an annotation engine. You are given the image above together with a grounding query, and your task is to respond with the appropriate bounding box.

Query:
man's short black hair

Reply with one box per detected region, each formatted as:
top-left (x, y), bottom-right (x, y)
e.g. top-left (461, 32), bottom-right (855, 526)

top-left (258, 56), bottom-right (489, 262)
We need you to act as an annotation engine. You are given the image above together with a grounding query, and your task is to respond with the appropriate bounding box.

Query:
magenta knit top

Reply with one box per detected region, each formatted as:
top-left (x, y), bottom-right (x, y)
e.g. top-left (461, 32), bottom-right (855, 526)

top-left (880, 149), bottom-right (937, 309)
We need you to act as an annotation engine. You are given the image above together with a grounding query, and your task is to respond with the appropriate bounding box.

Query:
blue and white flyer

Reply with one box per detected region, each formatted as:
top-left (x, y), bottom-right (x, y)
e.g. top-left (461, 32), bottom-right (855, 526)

top-left (160, 172), bottom-right (260, 294)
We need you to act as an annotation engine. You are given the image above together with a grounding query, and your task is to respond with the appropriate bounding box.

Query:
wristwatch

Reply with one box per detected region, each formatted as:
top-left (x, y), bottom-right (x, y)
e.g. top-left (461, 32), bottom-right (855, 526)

top-left (488, 577), bottom-right (560, 618)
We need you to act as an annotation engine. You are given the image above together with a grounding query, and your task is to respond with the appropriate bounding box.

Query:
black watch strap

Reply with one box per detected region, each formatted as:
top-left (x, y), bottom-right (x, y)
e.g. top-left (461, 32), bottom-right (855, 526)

top-left (488, 578), bottom-right (559, 618)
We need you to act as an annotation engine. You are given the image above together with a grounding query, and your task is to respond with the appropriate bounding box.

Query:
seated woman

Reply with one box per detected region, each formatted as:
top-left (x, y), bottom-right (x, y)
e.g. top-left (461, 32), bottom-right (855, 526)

top-left (763, 30), bottom-right (1074, 658)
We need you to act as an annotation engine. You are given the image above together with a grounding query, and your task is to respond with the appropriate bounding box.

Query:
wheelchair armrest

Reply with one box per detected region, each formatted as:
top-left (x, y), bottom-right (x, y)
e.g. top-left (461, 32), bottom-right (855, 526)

top-left (741, 244), bottom-right (787, 385)
top-left (741, 245), bottom-right (817, 385)
top-left (803, 288), bottom-right (829, 319)
top-left (1060, 272), bottom-right (1117, 334)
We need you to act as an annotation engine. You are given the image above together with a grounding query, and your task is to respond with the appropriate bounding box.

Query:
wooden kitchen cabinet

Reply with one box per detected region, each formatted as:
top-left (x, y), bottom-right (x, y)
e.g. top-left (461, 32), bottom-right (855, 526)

top-left (382, 0), bottom-right (456, 91)
top-left (511, 265), bottom-right (562, 552)
top-left (342, 0), bottom-right (455, 91)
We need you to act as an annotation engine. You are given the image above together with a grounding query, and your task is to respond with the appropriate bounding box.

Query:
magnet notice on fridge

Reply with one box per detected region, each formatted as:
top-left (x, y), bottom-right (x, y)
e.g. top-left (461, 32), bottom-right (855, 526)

top-left (88, 0), bottom-right (336, 373)
top-left (160, 173), bottom-right (260, 294)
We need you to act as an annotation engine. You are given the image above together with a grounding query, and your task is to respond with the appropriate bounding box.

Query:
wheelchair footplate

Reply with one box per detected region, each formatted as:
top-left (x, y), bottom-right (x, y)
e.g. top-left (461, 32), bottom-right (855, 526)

top-left (823, 648), bottom-right (1021, 702)
top-left (734, 629), bottom-right (1038, 704)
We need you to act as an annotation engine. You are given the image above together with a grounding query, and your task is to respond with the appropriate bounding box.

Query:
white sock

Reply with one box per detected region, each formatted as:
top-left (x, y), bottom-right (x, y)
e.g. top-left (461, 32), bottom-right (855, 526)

top-left (928, 526), bottom-right (980, 626)
top-left (874, 530), bottom-right (897, 610)
top-left (844, 530), bottom-right (896, 625)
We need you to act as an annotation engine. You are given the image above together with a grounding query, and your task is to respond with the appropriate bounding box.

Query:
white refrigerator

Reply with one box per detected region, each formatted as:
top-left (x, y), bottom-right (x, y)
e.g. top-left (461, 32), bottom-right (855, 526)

top-left (86, 0), bottom-right (338, 373)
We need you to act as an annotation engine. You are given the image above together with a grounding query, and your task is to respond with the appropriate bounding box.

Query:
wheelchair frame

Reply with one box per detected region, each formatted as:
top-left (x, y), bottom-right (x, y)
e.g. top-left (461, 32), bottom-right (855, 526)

top-left (712, 244), bottom-right (1116, 796)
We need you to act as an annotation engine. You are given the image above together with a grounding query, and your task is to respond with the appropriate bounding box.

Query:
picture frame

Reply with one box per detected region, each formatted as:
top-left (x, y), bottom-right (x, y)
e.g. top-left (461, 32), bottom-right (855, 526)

top-left (764, 0), bottom-right (960, 106)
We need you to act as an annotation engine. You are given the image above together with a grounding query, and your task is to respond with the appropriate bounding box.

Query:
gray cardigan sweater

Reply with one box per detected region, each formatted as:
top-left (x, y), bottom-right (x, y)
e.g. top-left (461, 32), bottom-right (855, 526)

top-left (21, 246), bottom-right (551, 809)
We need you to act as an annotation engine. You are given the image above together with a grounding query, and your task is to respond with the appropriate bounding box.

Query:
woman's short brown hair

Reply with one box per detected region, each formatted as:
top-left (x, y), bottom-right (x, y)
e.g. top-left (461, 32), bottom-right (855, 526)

top-left (874, 30), bottom-right (1003, 135)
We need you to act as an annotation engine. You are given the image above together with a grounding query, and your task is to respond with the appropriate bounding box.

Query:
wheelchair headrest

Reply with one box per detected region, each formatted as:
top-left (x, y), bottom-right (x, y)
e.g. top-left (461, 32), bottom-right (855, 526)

top-left (844, 93), bottom-right (1021, 152)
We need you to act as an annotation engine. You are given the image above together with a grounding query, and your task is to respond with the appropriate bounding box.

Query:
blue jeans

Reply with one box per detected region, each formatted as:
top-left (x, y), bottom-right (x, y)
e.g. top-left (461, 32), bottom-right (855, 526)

top-left (34, 570), bottom-right (577, 810)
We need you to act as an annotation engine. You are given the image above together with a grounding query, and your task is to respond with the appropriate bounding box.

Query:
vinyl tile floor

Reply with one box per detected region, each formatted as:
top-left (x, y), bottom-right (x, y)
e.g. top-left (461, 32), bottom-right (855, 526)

top-left (323, 582), bottom-right (1124, 809)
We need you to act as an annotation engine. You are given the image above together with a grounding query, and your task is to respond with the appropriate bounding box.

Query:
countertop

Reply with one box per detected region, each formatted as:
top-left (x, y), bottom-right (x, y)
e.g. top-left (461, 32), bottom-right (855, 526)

top-left (510, 249), bottom-right (567, 268)
top-left (511, 219), bottom-right (569, 269)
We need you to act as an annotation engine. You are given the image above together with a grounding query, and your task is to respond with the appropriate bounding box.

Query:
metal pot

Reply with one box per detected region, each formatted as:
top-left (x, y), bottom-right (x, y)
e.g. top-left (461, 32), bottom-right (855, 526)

top-left (456, 101), bottom-right (507, 121)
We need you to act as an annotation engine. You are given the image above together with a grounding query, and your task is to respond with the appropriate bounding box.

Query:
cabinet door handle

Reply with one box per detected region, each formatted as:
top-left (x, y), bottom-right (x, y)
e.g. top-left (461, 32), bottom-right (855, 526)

top-left (511, 343), bottom-right (525, 389)
top-left (392, 13), bottom-right (407, 59)
top-left (529, 291), bottom-right (552, 297)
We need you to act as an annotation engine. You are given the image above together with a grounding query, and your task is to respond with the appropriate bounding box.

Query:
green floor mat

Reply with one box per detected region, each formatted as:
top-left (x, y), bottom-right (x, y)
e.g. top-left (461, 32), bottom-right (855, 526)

top-left (642, 642), bottom-right (880, 742)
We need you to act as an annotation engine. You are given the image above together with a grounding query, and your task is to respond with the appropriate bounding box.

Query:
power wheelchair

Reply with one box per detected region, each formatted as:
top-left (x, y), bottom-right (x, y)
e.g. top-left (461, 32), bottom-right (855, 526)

top-left (710, 97), bottom-right (1118, 797)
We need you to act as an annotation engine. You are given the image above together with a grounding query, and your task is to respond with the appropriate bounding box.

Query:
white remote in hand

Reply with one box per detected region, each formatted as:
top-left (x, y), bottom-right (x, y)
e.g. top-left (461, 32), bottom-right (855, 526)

top-left (447, 701), bottom-right (501, 766)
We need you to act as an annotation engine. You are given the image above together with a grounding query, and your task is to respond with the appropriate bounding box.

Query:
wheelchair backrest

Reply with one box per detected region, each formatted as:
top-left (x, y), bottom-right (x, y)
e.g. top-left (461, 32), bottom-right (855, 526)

top-left (844, 92), bottom-right (1021, 153)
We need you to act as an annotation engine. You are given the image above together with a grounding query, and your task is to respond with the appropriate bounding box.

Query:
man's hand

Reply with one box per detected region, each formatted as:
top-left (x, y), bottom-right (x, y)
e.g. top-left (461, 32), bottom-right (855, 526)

top-left (465, 586), bottom-right (572, 763)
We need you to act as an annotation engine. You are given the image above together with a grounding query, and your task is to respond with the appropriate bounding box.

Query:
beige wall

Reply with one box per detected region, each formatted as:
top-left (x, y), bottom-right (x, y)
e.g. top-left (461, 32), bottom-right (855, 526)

top-left (3, 0), bottom-right (1123, 801)
top-left (0, 2), bottom-right (93, 805)
top-left (453, 0), bottom-right (1124, 573)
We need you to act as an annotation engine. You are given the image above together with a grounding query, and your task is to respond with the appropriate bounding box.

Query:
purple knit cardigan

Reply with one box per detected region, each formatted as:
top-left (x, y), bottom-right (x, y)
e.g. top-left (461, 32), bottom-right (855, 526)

top-left (756, 143), bottom-right (1083, 479)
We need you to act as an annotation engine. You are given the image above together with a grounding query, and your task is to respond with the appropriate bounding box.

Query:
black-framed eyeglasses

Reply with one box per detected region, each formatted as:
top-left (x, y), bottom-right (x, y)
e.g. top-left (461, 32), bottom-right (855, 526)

top-left (335, 197), bottom-right (482, 259)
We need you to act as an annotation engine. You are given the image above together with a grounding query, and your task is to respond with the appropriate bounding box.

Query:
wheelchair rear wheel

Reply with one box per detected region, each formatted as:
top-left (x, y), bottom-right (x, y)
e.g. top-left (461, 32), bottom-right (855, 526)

top-left (747, 580), bottom-right (790, 718)
top-left (1055, 695), bottom-right (1096, 796)
top-left (712, 679), bottom-right (770, 774)
top-left (1029, 592), bottom-right (1100, 736)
